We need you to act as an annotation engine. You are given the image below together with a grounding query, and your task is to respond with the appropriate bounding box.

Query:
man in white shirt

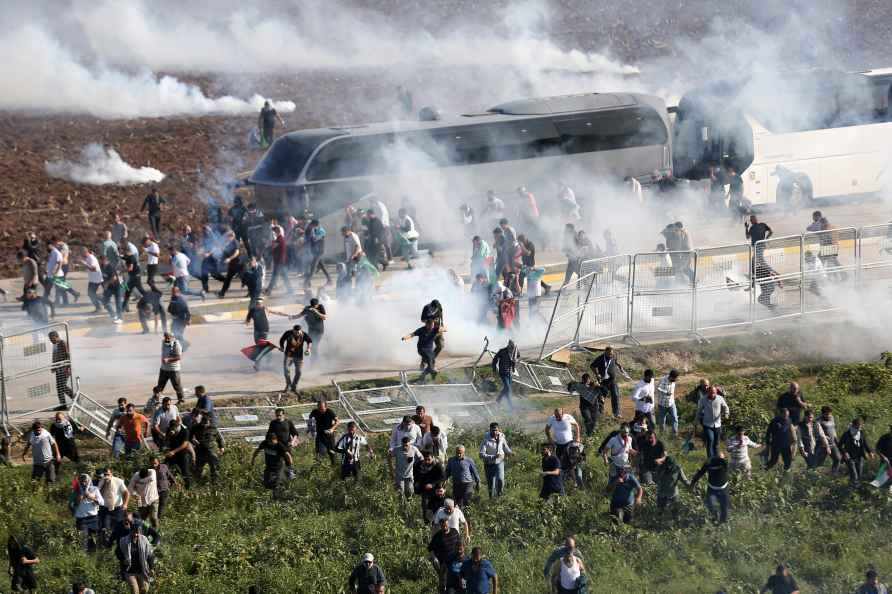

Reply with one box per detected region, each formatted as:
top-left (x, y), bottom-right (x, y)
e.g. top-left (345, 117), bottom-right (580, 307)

top-left (396, 208), bottom-right (419, 269)
top-left (143, 236), bottom-right (161, 290)
top-left (726, 426), bottom-right (761, 477)
top-left (43, 238), bottom-right (66, 305)
top-left (128, 467), bottom-right (160, 527)
top-left (545, 408), bottom-right (580, 460)
top-left (600, 423), bottom-right (636, 479)
top-left (97, 467), bottom-right (130, 541)
top-left (631, 369), bottom-right (657, 430)
top-left (151, 397), bottom-right (180, 448)
top-left (656, 369), bottom-right (680, 435)
top-left (171, 246), bottom-right (205, 299)
top-left (479, 422), bottom-right (513, 498)
top-left (388, 416), bottom-right (422, 453)
top-left (81, 246), bottom-right (105, 312)
top-left (342, 225), bottom-right (364, 278)
top-left (72, 473), bottom-right (105, 551)
top-left (420, 425), bottom-right (449, 464)
top-left (432, 498), bottom-right (471, 543)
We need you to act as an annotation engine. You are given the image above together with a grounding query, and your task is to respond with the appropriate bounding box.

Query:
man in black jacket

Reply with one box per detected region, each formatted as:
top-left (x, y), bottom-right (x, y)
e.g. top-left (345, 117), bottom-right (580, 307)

top-left (279, 325), bottom-right (312, 395)
top-left (491, 340), bottom-right (519, 410)
top-left (764, 408), bottom-right (796, 472)
top-left (589, 346), bottom-right (630, 419)
top-left (689, 453), bottom-right (730, 524)
top-left (838, 418), bottom-right (874, 486)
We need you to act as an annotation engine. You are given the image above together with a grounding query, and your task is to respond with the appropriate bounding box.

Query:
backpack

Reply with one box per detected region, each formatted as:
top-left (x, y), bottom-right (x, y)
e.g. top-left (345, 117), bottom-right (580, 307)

top-left (564, 441), bottom-right (585, 467)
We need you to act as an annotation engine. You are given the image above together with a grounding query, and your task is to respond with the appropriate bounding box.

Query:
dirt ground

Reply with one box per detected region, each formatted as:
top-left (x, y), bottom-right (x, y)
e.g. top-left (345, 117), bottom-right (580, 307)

top-left (1, 0), bottom-right (889, 277)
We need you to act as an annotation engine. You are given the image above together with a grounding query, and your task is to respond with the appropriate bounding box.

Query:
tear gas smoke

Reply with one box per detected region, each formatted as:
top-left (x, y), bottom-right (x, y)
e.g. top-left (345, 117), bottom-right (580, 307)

top-left (44, 144), bottom-right (166, 186)
top-left (0, 25), bottom-right (296, 119)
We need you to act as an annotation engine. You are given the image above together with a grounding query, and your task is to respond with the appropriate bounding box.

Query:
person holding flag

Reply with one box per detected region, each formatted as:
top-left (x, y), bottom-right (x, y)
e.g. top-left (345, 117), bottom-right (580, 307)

top-left (872, 424), bottom-right (892, 490)
top-left (242, 297), bottom-right (289, 371)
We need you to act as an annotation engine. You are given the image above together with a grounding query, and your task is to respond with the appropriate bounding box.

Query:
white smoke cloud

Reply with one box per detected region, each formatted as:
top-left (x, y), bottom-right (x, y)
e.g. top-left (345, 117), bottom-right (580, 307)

top-left (0, 25), bottom-right (295, 119)
top-left (44, 143), bottom-right (166, 185)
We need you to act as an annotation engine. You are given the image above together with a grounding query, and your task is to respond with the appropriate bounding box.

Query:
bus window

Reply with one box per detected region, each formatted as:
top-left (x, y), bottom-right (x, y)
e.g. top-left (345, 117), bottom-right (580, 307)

top-left (305, 136), bottom-right (400, 181)
top-left (251, 132), bottom-right (341, 185)
top-left (554, 108), bottom-right (668, 154)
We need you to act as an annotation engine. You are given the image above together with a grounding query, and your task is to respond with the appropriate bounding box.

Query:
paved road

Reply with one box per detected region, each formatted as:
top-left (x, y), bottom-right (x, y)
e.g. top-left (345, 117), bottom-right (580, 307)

top-left (1, 197), bottom-right (889, 412)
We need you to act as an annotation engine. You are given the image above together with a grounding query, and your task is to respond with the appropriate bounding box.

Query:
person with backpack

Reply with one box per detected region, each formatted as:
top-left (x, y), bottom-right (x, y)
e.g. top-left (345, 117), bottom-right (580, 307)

top-left (560, 440), bottom-right (585, 489)
top-left (491, 340), bottom-right (519, 410)
top-left (422, 299), bottom-right (446, 357)
top-left (598, 423), bottom-right (636, 480)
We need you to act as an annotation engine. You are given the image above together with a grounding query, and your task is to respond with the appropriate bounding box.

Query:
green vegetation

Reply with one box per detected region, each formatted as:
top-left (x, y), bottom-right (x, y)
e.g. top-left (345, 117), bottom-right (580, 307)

top-left (2, 339), bottom-right (892, 593)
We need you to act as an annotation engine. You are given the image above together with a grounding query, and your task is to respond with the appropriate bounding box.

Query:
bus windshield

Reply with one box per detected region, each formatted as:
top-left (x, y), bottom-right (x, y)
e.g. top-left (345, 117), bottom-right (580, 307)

top-left (250, 130), bottom-right (343, 186)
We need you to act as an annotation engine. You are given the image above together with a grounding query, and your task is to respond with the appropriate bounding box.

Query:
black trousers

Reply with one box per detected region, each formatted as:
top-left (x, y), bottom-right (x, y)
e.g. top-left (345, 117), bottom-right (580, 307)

top-left (195, 445), bottom-right (220, 479)
top-left (580, 402), bottom-right (599, 436)
top-left (156, 369), bottom-right (184, 401)
top-left (218, 259), bottom-right (242, 296)
top-left (123, 272), bottom-right (146, 308)
top-left (148, 213), bottom-right (161, 237)
top-left (146, 264), bottom-right (159, 290)
top-left (169, 451), bottom-right (192, 488)
top-left (766, 445), bottom-right (793, 470)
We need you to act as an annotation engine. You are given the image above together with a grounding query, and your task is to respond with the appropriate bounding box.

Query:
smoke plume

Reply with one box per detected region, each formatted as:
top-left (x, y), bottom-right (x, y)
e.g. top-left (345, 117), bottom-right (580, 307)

top-left (45, 144), bottom-right (166, 185)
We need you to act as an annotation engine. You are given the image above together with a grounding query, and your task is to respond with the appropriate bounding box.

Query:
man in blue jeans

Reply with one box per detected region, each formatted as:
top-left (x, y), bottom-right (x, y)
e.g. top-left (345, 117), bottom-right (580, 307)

top-left (690, 453), bottom-right (730, 523)
top-left (479, 423), bottom-right (513, 498)
top-left (491, 341), bottom-right (518, 410)
top-left (697, 386), bottom-right (730, 459)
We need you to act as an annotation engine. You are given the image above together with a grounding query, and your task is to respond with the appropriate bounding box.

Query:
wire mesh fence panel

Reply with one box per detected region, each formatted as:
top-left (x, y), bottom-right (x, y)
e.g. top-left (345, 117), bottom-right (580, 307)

top-left (802, 227), bottom-right (858, 315)
top-left (538, 307), bottom-right (584, 360)
top-left (694, 243), bottom-right (753, 331)
top-left (753, 236), bottom-right (802, 323)
top-left (1, 323), bottom-right (75, 423)
top-left (575, 255), bottom-right (631, 346)
top-left (405, 382), bottom-right (494, 429)
top-left (214, 405), bottom-right (278, 441)
top-left (338, 384), bottom-right (417, 414)
top-left (513, 361), bottom-right (543, 390)
top-left (68, 391), bottom-right (113, 445)
top-left (629, 252), bottom-right (695, 335)
top-left (858, 224), bottom-right (892, 295)
top-left (527, 364), bottom-right (575, 394)
top-left (352, 408), bottom-right (418, 433)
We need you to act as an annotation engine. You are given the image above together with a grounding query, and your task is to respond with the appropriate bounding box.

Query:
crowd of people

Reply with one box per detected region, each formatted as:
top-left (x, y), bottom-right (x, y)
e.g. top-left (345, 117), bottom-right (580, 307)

top-left (10, 332), bottom-right (892, 593)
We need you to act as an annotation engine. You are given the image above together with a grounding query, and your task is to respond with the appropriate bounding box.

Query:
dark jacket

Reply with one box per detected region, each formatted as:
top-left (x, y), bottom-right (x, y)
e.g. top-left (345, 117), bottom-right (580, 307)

top-left (590, 353), bottom-right (624, 383)
top-left (838, 428), bottom-right (872, 459)
top-left (167, 296), bottom-right (191, 325)
top-left (491, 344), bottom-right (518, 375)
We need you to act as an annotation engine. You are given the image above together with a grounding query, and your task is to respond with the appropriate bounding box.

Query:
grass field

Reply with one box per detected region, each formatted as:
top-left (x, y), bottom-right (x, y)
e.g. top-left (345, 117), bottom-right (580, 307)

top-left (2, 332), bottom-right (892, 593)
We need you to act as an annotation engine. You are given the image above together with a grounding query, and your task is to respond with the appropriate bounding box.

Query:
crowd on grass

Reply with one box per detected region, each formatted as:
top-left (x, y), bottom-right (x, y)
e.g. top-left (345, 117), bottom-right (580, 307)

top-left (7, 339), bottom-right (892, 594)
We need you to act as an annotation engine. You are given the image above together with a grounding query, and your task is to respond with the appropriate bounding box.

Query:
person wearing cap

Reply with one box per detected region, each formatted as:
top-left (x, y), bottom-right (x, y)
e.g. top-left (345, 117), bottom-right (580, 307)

top-left (70, 472), bottom-right (104, 551)
top-left (855, 569), bottom-right (888, 594)
top-left (155, 332), bottom-right (185, 404)
top-left (759, 564), bottom-right (799, 594)
top-left (479, 423), bottom-right (513, 498)
top-left (656, 369), bottom-right (680, 435)
top-left (605, 467), bottom-right (643, 524)
top-left (460, 546), bottom-right (499, 594)
top-left (348, 553), bottom-right (386, 594)
top-left (445, 445), bottom-right (480, 508)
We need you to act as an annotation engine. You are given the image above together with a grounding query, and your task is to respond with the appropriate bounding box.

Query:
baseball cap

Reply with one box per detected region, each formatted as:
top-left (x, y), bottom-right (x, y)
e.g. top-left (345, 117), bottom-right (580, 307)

top-left (362, 553), bottom-right (374, 563)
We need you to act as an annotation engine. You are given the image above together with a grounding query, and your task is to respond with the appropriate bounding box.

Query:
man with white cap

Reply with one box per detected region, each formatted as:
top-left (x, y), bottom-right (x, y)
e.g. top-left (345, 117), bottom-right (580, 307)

top-left (348, 552), bottom-right (386, 593)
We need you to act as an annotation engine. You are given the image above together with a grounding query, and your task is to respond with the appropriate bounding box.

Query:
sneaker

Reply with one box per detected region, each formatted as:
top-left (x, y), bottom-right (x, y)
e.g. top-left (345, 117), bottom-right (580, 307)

top-left (216, 291), bottom-right (225, 298)
top-left (73, 291), bottom-right (81, 303)
top-left (200, 291), bottom-right (207, 302)
top-left (286, 468), bottom-right (296, 480)
top-left (113, 318), bottom-right (123, 324)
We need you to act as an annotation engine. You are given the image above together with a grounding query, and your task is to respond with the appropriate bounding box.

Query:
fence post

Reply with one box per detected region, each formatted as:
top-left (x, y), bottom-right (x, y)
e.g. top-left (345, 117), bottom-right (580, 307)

top-left (626, 254), bottom-right (639, 342)
top-left (570, 272), bottom-right (597, 349)
top-left (538, 282), bottom-right (565, 361)
top-left (0, 332), bottom-right (7, 437)
top-left (798, 235), bottom-right (805, 318)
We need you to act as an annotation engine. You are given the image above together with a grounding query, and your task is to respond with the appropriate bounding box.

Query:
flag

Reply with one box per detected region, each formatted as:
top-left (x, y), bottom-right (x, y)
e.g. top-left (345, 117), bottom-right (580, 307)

top-left (51, 277), bottom-right (72, 290)
top-left (241, 339), bottom-right (277, 364)
top-left (869, 464), bottom-right (891, 488)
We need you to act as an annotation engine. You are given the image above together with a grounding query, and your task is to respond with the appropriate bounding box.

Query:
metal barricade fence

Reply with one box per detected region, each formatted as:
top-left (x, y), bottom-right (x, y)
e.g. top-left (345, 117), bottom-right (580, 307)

top-left (526, 363), bottom-right (575, 394)
top-left (404, 382), bottom-right (494, 428)
top-left (1, 322), bottom-right (74, 435)
top-left (694, 243), bottom-right (753, 331)
top-left (857, 224), bottom-right (892, 294)
top-left (576, 255), bottom-right (632, 347)
top-left (334, 382), bottom-right (417, 433)
top-left (802, 227), bottom-right (858, 315)
top-left (753, 235), bottom-right (802, 323)
top-left (538, 271), bottom-right (596, 359)
top-left (629, 251), bottom-right (696, 337)
top-left (68, 390), bottom-right (113, 445)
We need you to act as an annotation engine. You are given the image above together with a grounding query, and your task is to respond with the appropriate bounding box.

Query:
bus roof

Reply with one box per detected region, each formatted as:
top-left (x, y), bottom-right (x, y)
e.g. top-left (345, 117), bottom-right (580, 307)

top-left (249, 92), bottom-right (665, 186)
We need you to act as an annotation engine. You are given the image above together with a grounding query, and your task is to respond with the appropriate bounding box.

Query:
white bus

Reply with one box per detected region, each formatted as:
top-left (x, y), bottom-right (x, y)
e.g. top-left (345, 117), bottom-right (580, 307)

top-left (673, 68), bottom-right (892, 206)
top-left (248, 92), bottom-right (671, 252)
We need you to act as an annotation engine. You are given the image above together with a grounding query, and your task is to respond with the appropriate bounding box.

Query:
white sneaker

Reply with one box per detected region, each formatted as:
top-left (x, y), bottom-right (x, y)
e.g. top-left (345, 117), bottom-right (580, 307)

top-left (113, 318), bottom-right (123, 324)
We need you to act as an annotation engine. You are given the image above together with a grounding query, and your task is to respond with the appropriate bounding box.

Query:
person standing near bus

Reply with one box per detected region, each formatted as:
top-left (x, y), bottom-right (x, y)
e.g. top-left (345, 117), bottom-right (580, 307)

top-left (258, 101), bottom-right (285, 147)
top-left (342, 225), bottom-right (364, 280)
top-left (141, 188), bottom-right (165, 239)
